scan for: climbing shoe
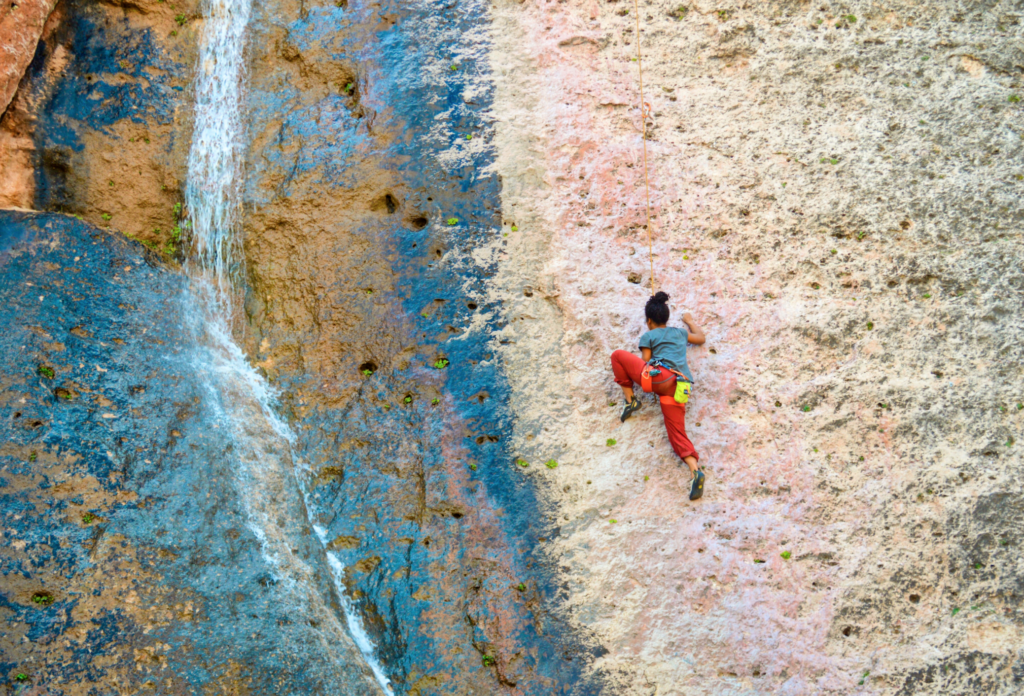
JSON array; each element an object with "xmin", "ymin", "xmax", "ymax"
[
  {"xmin": 689, "ymin": 469, "xmax": 705, "ymax": 501},
  {"xmin": 620, "ymin": 396, "xmax": 642, "ymax": 422}
]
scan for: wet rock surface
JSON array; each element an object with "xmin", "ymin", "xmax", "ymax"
[
  {"xmin": 0, "ymin": 212, "xmax": 382, "ymax": 693},
  {"xmin": 239, "ymin": 0, "xmax": 606, "ymax": 692}
]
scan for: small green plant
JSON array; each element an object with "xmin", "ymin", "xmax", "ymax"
[
  {"xmin": 382, "ymin": 403, "xmax": 390, "ymax": 410},
  {"xmin": 403, "ymin": 395, "xmax": 412, "ymax": 404},
  {"xmin": 643, "ymin": 475, "xmax": 649, "ymax": 481},
  {"xmin": 434, "ymin": 358, "xmax": 449, "ymax": 369},
  {"xmin": 951, "ymin": 607, "xmax": 960, "ymax": 616},
  {"xmin": 517, "ymin": 459, "xmax": 529, "ymax": 468},
  {"xmin": 173, "ymin": 202, "xmax": 182, "ymax": 216},
  {"xmin": 1017, "ymin": 403, "xmax": 1022, "ymax": 410},
  {"xmin": 606, "ymin": 438, "xmax": 616, "ymax": 446},
  {"xmin": 801, "ymin": 405, "xmax": 811, "ymax": 412},
  {"xmin": 175, "ymin": 13, "xmax": 187, "ymax": 26},
  {"xmin": 15, "ymin": 674, "xmax": 28, "ymax": 682},
  {"xmin": 31, "ymin": 592, "xmax": 54, "ymax": 606},
  {"xmin": 609, "ymin": 519, "xmax": 617, "ymax": 524},
  {"xmin": 545, "ymin": 459, "xmax": 558, "ymax": 469},
  {"xmin": 974, "ymin": 562, "xmax": 982, "ymax": 569},
  {"xmin": 465, "ymin": 134, "xmax": 472, "ymax": 140},
  {"xmin": 37, "ymin": 365, "xmax": 55, "ymax": 379},
  {"xmin": 344, "ymin": 83, "xmax": 354, "ymax": 95},
  {"xmin": 866, "ymin": 321, "xmax": 874, "ymax": 330},
  {"xmin": 781, "ymin": 182, "xmax": 787, "ymax": 187},
  {"xmin": 421, "ymin": 312, "xmax": 429, "ymax": 318},
  {"xmin": 469, "ymin": 463, "xmax": 477, "ymax": 470},
  {"xmin": 29, "ymin": 452, "xmax": 37, "ymax": 462},
  {"xmin": 450, "ymin": 64, "xmax": 459, "ymax": 71},
  {"xmin": 716, "ymin": 9, "xmax": 729, "ymax": 21},
  {"xmin": 101, "ymin": 213, "xmax": 112, "ymax": 221},
  {"xmin": 922, "ymin": 293, "xmax": 932, "ymax": 299},
  {"xmin": 811, "ymin": 282, "xmax": 821, "ymax": 290},
  {"xmin": 362, "ymin": 369, "xmax": 373, "ymax": 376},
  {"xmin": 858, "ymin": 455, "xmax": 865, "ymax": 461},
  {"xmin": 366, "ymin": 289, "xmax": 373, "ymax": 295},
  {"xmin": 482, "ymin": 654, "xmax": 495, "ymax": 666},
  {"xmin": 119, "ymin": 59, "xmax": 129, "ymax": 70},
  {"xmin": 169, "ymin": 30, "xmax": 177, "ymax": 37},
  {"xmin": 846, "ymin": 14, "xmax": 856, "ymax": 22},
  {"xmin": 431, "ymin": 398, "xmax": 439, "ymax": 405},
  {"xmin": 1009, "ymin": 95, "xmax": 1021, "ymax": 103},
  {"xmin": 669, "ymin": 6, "xmax": 688, "ymax": 20},
  {"xmin": 516, "ymin": 583, "xmax": 525, "ymax": 591},
  {"xmin": 780, "ymin": 551, "xmax": 792, "ymax": 560},
  {"xmin": 82, "ymin": 513, "xmax": 96, "ymax": 524},
  {"xmin": 1007, "ymin": 437, "xmax": 1014, "ymax": 447},
  {"xmin": 830, "ymin": 249, "xmax": 837, "ymax": 255},
  {"xmin": 754, "ymin": 559, "xmax": 766, "ymax": 564},
  {"xmin": 510, "ymin": 225, "xmax": 518, "ymax": 232},
  {"xmin": 447, "ymin": 217, "xmax": 459, "ymax": 226},
  {"xmin": 859, "ymin": 669, "xmax": 869, "ymax": 685},
  {"xmin": 921, "ymin": 55, "xmax": 930, "ymax": 61}
]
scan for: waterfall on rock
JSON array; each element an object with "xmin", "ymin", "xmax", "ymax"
[{"xmin": 182, "ymin": 1, "xmax": 392, "ymax": 692}]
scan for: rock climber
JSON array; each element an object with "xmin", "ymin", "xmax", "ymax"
[{"xmin": 610, "ymin": 291, "xmax": 707, "ymax": 500}]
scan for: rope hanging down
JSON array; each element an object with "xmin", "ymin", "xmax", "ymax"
[{"xmin": 632, "ymin": 0, "xmax": 655, "ymax": 292}]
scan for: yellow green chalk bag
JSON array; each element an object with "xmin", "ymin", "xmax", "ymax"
[{"xmin": 674, "ymin": 380, "xmax": 691, "ymax": 404}]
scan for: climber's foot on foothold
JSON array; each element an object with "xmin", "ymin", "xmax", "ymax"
[
  {"xmin": 689, "ymin": 469, "xmax": 705, "ymax": 501},
  {"xmin": 620, "ymin": 396, "xmax": 642, "ymax": 422}
]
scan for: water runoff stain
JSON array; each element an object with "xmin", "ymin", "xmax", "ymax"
[{"xmin": 182, "ymin": 0, "xmax": 392, "ymax": 692}]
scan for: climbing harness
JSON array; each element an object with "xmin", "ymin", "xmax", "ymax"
[
  {"xmin": 632, "ymin": 0, "xmax": 656, "ymax": 292},
  {"xmin": 641, "ymin": 359, "xmax": 692, "ymax": 404}
]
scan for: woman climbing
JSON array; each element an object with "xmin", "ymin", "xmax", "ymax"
[{"xmin": 610, "ymin": 291, "xmax": 707, "ymax": 500}]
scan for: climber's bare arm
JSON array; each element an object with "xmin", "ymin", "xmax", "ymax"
[
  {"xmin": 682, "ymin": 313, "xmax": 706, "ymax": 345},
  {"xmin": 641, "ymin": 347, "xmax": 653, "ymax": 362}
]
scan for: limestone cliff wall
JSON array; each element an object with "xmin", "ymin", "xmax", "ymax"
[
  {"xmin": 487, "ymin": 0, "xmax": 1024, "ymax": 693},
  {"xmin": 0, "ymin": 0, "xmax": 58, "ymax": 115}
]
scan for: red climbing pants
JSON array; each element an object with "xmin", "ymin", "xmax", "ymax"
[{"xmin": 611, "ymin": 350, "xmax": 699, "ymax": 462}]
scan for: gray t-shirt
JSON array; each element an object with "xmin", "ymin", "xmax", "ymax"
[{"xmin": 639, "ymin": 326, "xmax": 693, "ymax": 382}]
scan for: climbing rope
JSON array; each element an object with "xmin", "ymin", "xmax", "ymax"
[{"xmin": 631, "ymin": 0, "xmax": 655, "ymax": 292}]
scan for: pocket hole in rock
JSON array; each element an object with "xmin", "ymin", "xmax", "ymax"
[
  {"xmin": 359, "ymin": 361, "xmax": 377, "ymax": 375},
  {"xmin": 909, "ymin": 594, "xmax": 921, "ymax": 603},
  {"xmin": 467, "ymin": 302, "xmax": 477, "ymax": 310},
  {"xmin": 31, "ymin": 591, "xmax": 54, "ymax": 606},
  {"xmin": 841, "ymin": 626, "xmax": 853, "ymax": 637},
  {"xmin": 408, "ymin": 215, "xmax": 428, "ymax": 229}
]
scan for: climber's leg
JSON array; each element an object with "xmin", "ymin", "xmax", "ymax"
[{"xmin": 611, "ymin": 350, "xmax": 645, "ymax": 421}]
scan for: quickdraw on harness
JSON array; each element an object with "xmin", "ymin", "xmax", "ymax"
[{"xmin": 640, "ymin": 359, "xmax": 692, "ymax": 405}]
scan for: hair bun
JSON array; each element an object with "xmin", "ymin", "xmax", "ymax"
[{"xmin": 651, "ymin": 291, "xmax": 670, "ymax": 304}]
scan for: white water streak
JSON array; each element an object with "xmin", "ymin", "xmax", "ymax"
[{"xmin": 182, "ymin": 1, "xmax": 392, "ymax": 692}]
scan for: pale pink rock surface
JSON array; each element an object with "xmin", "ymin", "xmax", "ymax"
[{"xmin": 487, "ymin": 0, "xmax": 1024, "ymax": 693}]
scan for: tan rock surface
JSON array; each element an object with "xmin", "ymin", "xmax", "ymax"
[{"xmin": 487, "ymin": 0, "xmax": 1024, "ymax": 693}]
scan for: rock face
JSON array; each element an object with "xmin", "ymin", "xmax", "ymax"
[
  {"xmin": 484, "ymin": 0, "xmax": 1024, "ymax": 693},
  {"xmin": 0, "ymin": 211, "xmax": 383, "ymax": 693},
  {"xmin": 0, "ymin": 0, "xmax": 57, "ymax": 115},
  {"xmin": 2, "ymin": 0, "xmax": 1023, "ymax": 693}
]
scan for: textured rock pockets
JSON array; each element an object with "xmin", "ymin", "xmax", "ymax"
[{"xmin": 488, "ymin": 0, "xmax": 1024, "ymax": 693}]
